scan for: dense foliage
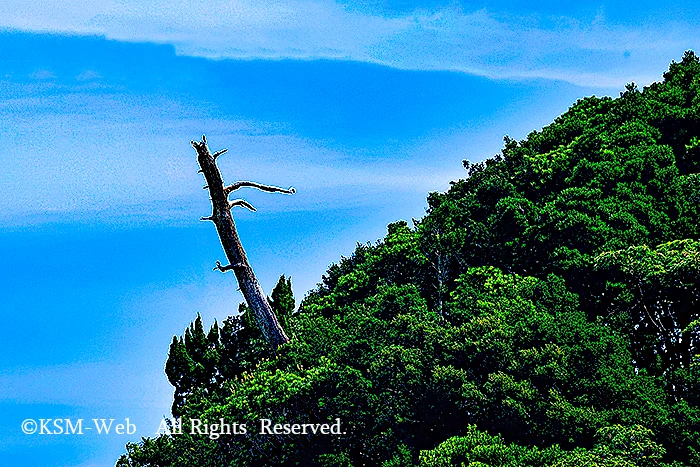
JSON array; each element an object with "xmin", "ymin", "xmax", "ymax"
[{"xmin": 119, "ymin": 52, "xmax": 700, "ymax": 466}]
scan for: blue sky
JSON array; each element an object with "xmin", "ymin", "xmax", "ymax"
[{"xmin": 0, "ymin": 1, "xmax": 697, "ymax": 465}]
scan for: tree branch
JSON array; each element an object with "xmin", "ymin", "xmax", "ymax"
[
  {"xmin": 213, "ymin": 148, "xmax": 228, "ymax": 159},
  {"xmin": 229, "ymin": 199, "xmax": 257, "ymax": 212},
  {"xmin": 224, "ymin": 181, "xmax": 296, "ymax": 196},
  {"xmin": 213, "ymin": 260, "xmax": 244, "ymax": 273}
]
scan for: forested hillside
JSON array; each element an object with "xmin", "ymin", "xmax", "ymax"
[{"xmin": 119, "ymin": 51, "xmax": 700, "ymax": 467}]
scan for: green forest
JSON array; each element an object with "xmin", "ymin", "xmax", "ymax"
[{"xmin": 118, "ymin": 52, "xmax": 700, "ymax": 466}]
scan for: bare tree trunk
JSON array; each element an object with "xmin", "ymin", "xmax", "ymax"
[{"xmin": 191, "ymin": 135, "xmax": 292, "ymax": 350}]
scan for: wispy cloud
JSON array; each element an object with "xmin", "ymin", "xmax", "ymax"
[
  {"xmin": 75, "ymin": 69, "xmax": 101, "ymax": 81},
  {"xmin": 0, "ymin": 88, "xmax": 463, "ymax": 227},
  {"xmin": 0, "ymin": 1, "xmax": 696, "ymax": 87},
  {"xmin": 28, "ymin": 69, "xmax": 56, "ymax": 80}
]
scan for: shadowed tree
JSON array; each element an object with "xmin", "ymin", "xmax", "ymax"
[{"xmin": 191, "ymin": 135, "xmax": 294, "ymax": 350}]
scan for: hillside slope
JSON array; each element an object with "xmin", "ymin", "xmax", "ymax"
[{"xmin": 119, "ymin": 52, "xmax": 700, "ymax": 467}]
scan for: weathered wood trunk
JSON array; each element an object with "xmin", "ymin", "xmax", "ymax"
[{"xmin": 191, "ymin": 135, "xmax": 291, "ymax": 350}]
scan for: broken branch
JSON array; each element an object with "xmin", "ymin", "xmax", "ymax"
[{"xmin": 213, "ymin": 260, "xmax": 244, "ymax": 273}]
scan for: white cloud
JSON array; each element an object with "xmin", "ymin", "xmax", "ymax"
[{"xmin": 0, "ymin": 1, "xmax": 696, "ymax": 87}]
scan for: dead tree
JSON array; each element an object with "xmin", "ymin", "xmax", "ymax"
[{"xmin": 192, "ymin": 135, "xmax": 293, "ymax": 350}]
